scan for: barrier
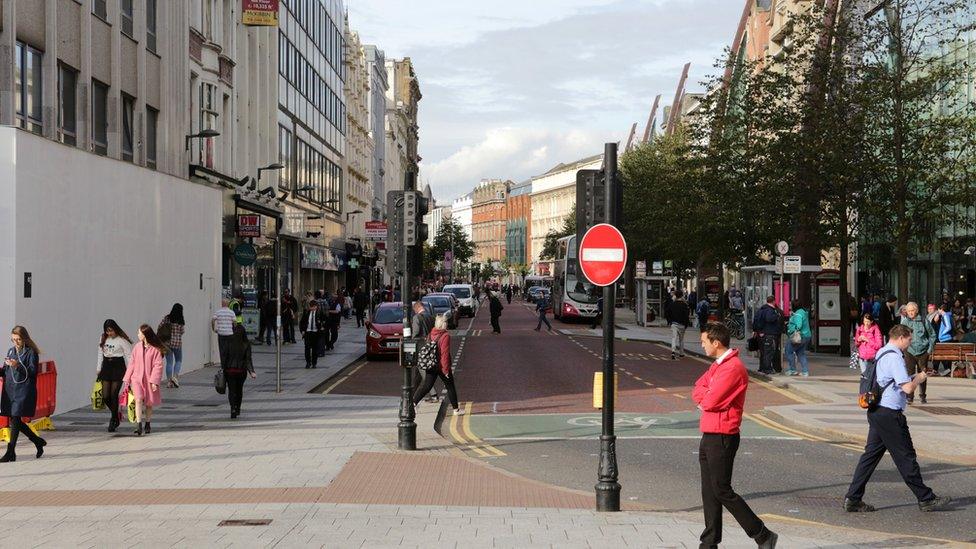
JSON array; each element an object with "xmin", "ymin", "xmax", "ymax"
[{"xmin": 0, "ymin": 361, "xmax": 57, "ymax": 442}]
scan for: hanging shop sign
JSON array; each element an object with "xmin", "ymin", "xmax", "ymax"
[
  {"xmin": 301, "ymin": 244, "xmax": 345, "ymax": 271},
  {"xmin": 237, "ymin": 214, "xmax": 261, "ymax": 237},
  {"xmin": 233, "ymin": 243, "xmax": 258, "ymax": 266},
  {"xmin": 242, "ymin": 0, "xmax": 279, "ymax": 26}
]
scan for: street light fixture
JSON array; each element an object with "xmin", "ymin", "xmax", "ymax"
[
  {"xmin": 346, "ymin": 209, "xmax": 363, "ymax": 221},
  {"xmin": 184, "ymin": 129, "xmax": 220, "ymax": 151},
  {"xmin": 258, "ymin": 162, "xmax": 285, "ymax": 181}
]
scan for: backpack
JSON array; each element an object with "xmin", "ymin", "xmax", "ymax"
[
  {"xmin": 858, "ymin": 350, "xmax": 898, "ymax": 410},
  {"xmin": 696, "ymin": 300, "xmax": 710, "ymax": 317},
  {"xmin": 157, "ymin": 318, "xmax": 173, "ymax": 343},
  {"xmin": 416, "ymin": 334, "xmax": 443, "ymax": 372}
]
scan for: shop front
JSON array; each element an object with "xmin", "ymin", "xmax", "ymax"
[{"xmin": 300, "ymin": 243, "xmax": 346, "ymax": 297}]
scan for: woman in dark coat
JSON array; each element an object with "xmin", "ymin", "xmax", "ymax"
[
  {"xmin": 1, "ymin": 326, "xmax": 46, "ymax": 462},
  {"xmin": 224, "ymin": 324, "xmax": 256, "ymax": 419}
]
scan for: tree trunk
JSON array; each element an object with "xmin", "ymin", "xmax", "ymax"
[{"xmin": 839, "ymin": 236, "xmax": 850, "ymax": 356}]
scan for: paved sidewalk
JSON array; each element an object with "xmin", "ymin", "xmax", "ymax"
[
  {"xmin": 563, "ymin": 314, "xmax": 976, "ymax": 465},
  {"xmin": 0, "ymin": 318, "xmax": 960, "ymax": 547}
]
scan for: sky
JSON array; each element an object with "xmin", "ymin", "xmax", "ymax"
[{"xmin": 346, "ymin": 0, "xmax": 743, "ymax": 203}]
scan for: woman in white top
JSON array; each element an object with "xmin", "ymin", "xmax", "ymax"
[{"xmin": 97, "ymin": 319, "xmax": 132, "ymax": 433}]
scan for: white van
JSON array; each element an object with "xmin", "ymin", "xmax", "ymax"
[{"xmin": 443, "ymin": 284, "xmax": 477, "ymax": 317}]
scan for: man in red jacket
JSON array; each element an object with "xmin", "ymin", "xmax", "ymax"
[{"xmin": 693, "ymin": 322, "xmax": 778, "ymax": 549}]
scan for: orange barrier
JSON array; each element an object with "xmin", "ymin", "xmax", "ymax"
[{"xmin": 0, "ymin": 361, "xmax": 57, "ymax": 441}]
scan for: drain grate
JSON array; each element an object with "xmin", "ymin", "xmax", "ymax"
[
  {"xmin": 916, "ymin": 406, "xmax": 976, "ymax": 416},
  {"xmin": 218, "ymin": 519, "xmax": 272, "ymax": 527}
]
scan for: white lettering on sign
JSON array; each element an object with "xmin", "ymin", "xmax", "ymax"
[{"xmin": 581, "ymin": 248, "xmax": 625, "ymax": 262}]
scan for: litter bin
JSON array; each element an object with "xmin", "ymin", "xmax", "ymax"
[{"xmin": 0, "ymin": 361, "xmax": 57, "ymax": 441}]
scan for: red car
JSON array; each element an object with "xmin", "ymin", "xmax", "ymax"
[{"xmin": 366, "ymin": 301, "xmax": 434, "ymax": 360}]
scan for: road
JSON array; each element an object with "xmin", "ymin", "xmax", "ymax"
[{"xmin": 329, "ymin": 296, "xmax": 976, "ymax": 544}]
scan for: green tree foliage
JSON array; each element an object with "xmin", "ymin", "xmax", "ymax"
[{"xmin": 425, "ymin": 217, "xmax": 475, "ymax": 271}]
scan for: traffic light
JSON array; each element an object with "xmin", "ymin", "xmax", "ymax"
[
  {"xmin": 387, "ymin": 190, "xmax": 405, "ymax": 274},
  {"xmin": 576, "ymin": 168, "xmax": 606, "ymax": 249},
  {"xmin": 403, "ymin": 191, "xmax": 429, "ymax": 246}
]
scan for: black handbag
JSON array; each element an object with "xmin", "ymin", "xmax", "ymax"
[
  {"xmin": 747, "ymin": 334, "xmax": 760, "ymax": 352},
  {"xmin": 214, "ymin": 368, "xmax": 226, "ymax": 394}
]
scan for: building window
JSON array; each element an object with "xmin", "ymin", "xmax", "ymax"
[
  {"xmin": 201, "ymin": 0, "xmax": 215, "ymax": 39},
  {"xmin": 91, "ymin": 80, "xmax": 109, "ymax": 156},
  {"xmin": 146, "ymin": 106, "xmax": 158, "ymax": 169},
  {"xmin": 121, "ymin": 93, "xmax": 135, "ymax": 161},
  {"xmin": 146, "ymin": 0, "xmax": 158, "ymax": 53},
  {"xmin": 92, "ymin": 0, "xmax": 108, "ymax": 20},
  {"xmin": 14, "ymin": 42, "xmax": 43, "ymax": 135},
  {"xmin": 199, "ymin": 82, "xmax": 217, "ymax": 167},
  {"xmin": 120, "ymin": 0, "xmax": 134, "ymax": 36},
  {"xmin": 58, "ymin": 64, "xmax": 78, "ymax": 146},
  {"xmin": 278, "ymin": 125, "xmax": 292, "ymax": 191}
]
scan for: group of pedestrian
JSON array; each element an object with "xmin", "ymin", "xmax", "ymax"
[
  {"xmin": 212, "ymin": 299, "xmax": 257, "ymax": 418},
  {"xmin": 409, "ymin": 301, "xmax": 463, "ymax": 416}
]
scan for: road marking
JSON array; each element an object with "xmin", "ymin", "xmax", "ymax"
[
  {"xmin": 656, "ymin": 387, "xmax": 667, "ymax": 392},
  {"xmin": 749, "ymin": 376, "xmax": 812, "ymax": 404},
  {"xmin": 321, "ymin": 360, "xmax": 368, "ymax": 394},
  {"xmin": 459, "ymin": 402, "xmax": 506, "ymax": 457},
  {"xmin": 757, "ymin": 514, "xmax": 974, "ymax": 546},
  {"xmin": 744, "ymin": 413, "xmax": 862, "ymax": 450}
]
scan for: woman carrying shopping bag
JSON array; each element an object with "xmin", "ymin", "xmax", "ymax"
[
  {"xmin": 123, "ymin": 325, "xmax": 166, "ymax": 436},
  {"xmin": 784, "ymin": 300, "xmax": 813, "ymax": 376},
  {"xmin": 1, "ymin": 326, "xmax": 47, "ymax": 462},
  {"xmin": 97, "ymin": 319, "xmax": 133, "ymax": 432},
  {"xmin": 223, "ymin": 324, "xmax": 256, "ymax": 419},
  {"xmin": 854, "ymin": 313, "xmax": 883, "ymax": 373}
]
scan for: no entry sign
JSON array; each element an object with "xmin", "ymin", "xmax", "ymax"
[{"xmin": 579, "ymin": 223, "xmax": 627, "ymax": 287}]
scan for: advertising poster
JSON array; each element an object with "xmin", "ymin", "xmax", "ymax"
[{"xmin": 242, "ymin": 0, "xmax": 279, "ymax": 26}]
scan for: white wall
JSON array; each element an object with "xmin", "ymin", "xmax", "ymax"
[{"xmin": 0, "ymin": 129, "xmax": 221, "ymax": 412}]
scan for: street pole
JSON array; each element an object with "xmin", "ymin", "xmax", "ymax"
[
  {"xmin": 596, "ymin": 142, "xmax": 621, "ymax": 512},
  {"xmin": 275, "ymin": 238, "xmax": 282, "ymax": 393},
  {"xmin": 398, "ymin": 174, "xmax": 417, "ymax": 450}
]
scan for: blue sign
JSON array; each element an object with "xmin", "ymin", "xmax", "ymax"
[{"xmin": 234, "ymin": 243, "xmax": 258, "ymax": 266}]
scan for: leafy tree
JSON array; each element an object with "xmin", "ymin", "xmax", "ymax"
[
  {"xmin": 425, "ymin": 217, "xmax": 475, "ymax": 273},
  {"xmin": 539, "ymin": 207, "xmax": 576, "ymax": 261}
]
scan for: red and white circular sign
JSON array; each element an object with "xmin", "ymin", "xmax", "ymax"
[{"xmin": 578, "ymin": 223, "xmax": 627, "ymax": 287}]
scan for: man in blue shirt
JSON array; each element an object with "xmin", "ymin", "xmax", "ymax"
[{"xmin": 843, "ymin": 324, "xmax": 951, "ymax": 513}]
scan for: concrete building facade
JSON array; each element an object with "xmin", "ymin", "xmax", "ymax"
[
  {"xmin": 505, "ymin": 180, "xmax": 532, "ymax": 268},
  {"xmin": 472, "ymin": 179, "xmax": 511, "ymax": 265},
  {"xmin": 529, "ymin": 154, "xmax": 603, "ymax": 274},
  {"xmin": 363, "ymin": 45, "xmax": 387, "ymax": 223},
  {"xmin": 452, "ymin": 192, "xmax": 474, "ymax": 243},
  {"xmin": 342, "ymin": 24, "xmax": 371, "ymax": 243}
]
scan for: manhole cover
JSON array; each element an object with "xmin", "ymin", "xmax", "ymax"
[
  {"xmin": 916, "ymin": 406, "xmax": 976, "ymax": 416},
  {"xmin": 218, "ymin": 519, "xmax": 272, "ymax": 527}
]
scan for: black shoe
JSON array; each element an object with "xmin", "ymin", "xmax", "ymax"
[
  {"xmin": 35, "ymin": 438, "xmax": 46, "ymax": 458},
  {"xmin": 0, "ymin": 452, "xmax": 14, "ymax": 463},
  {"xmin": 671, "ymin": 353, "xmax": 677, "ymax": 360},
  {"xmin": 756, "ymin": 530, "xmax": 778, "ymax": 549},
  {"xmin": 305, "ymin": 363, "xmax": 311, "ymax": 369},
  {"xmin": 919, "ymin": 495, "xmax": 951, "ymax": 512},
  {"xmin": 311, "ymin": 364, "xmax": 317, "ymax": 369},
  {"xmin": 144, "ymin": 423, "xmax": 151, "ymax": 435},
  {"xmin": 919, "ymin": 396, "xmax": 927, "ymax": 404},
  {"xmin": 844, "ymin": 498, "xmax": 875, "ymax": 512},
  {"xmin": 135, "ymin": 423, "xmax": 143, "ymax": 437},
  {"xmin": 108, "ymin": 418, "xmax": 118, "ymax": 433},
  {"xmin": 907, "ymin": 397, "xmax": 914, "ymax": 405},
  {"xmin": 231, "ymin": 410, "xmax": 238, "ymax": 419}
]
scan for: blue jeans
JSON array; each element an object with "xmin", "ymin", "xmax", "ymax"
[
  {"xmin": 165, "ymin": 347, "xmax": 183, "ymax": 378},
  {"xmin": 785, "ymin": 336, "xmax": 810, "ymax": 374}
]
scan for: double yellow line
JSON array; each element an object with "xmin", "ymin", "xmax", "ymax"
[
  {"xmin": 448, "ymin": 402, "xmax": 506, "ymax": 457},
  {"xmin": 746, "ymin": 412, "xmax": 863, "ymax": 451}
]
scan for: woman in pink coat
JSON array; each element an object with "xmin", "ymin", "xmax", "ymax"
[
  {"xmin": 123, "ymin": 324, "xmax": 166, "ymax": 436},
  {"xmin": 854, "ymin": 313, "xmax": 883, "ymax": 373}
]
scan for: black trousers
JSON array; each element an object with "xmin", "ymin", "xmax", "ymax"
[
  {"xmin": 537, "ymin": 310, "xmax": 552, "ymax": 330},
  {"xmin": 303, "ymin": 332, "xmax": 320, "ymax": 366},
  {"xmin": 845, "ymin": 407, "xmax": 934, "ymax": 503},
  {"xmin": 325, "ymin": 323, "xmax": 338, "ymax": 349},
  {"xmin": 355, "ymin": 308, "xmax": 366, "ymax": 327},
  {"xmin": 4, "ymin": 416, "xmax": 43, "ymax": 455},
  {"xmin": 759, "ymin": 334, "xmax": 781, "ymax": 373},
  {"xmin": 217, "ymin": 334, "xmax": 233, "ymax": 367},
  {"xmin": 699, "ymin": 433, "xmax": 765, "ymax": 547},
  {"xmin": 412, "ymin": 370, "xmax": 459, "ymax": 409},
  {"xmin": 491, "ymin": 315, "xmax": 501, "ymax": 333},
  {"xmin": 226, "ymin": 373, "xmax": 246, "ymax": 412},
  {"xmin": 698, "ymin": 315, "xmax": 708, "ymax": 333},
  {"xmin": 283, "ymin": 316, "xmax": 295, "ymax": 343}
]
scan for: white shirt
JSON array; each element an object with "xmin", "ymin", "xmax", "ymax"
[
  {"xmin": 97, "ymin": 336, "xmax": 132, "ymax": 373},
  {"xmin": 715, "ymin": 349, "xmax": 734, "ymax": 365},
  {"xmin": 306, "ymin": 310, "xmax": 318, "ymax": 332},
  {"xmin": 213, "ymin": 307, "xmax": 236, "ymax": 336}
]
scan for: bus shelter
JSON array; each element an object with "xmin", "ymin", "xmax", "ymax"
[
  {"xmin": 635, "ymin": 275, "xmax": 676, "ymax": 327},
  {"xmin": 739, "ymin": 263, "xmax": 822, "ymax": 334}
]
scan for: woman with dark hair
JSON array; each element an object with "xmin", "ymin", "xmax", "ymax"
[
  {"xmin": 159, "ymin": 303, "xmax": 186, "ymax": 388},
  {"xmin": 224, "ymin": 324, "xmax": 257, "ymax": 418},
  {"xmin": 123, "ymin": 325, "xmax": 165, "ymax": 436},
  {"xmin": 1, "ymin": 326, "xmax": 46, "ymax": 461},
  {"xmin": 97, "ymin": 319, "xmax": 133, "ymax": 432}
]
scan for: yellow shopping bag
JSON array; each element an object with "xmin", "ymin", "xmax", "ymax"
[
  {"xmin": 91, "ymin": 381, "xmax": 105, "ymax": 411},
  {"xmin": 126, "ymin": 389, "xmax": 138, "ymax": 423}
]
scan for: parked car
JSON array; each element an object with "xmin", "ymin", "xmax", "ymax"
[
  {"xmin": 527, "ymin": 286, "xmax": 549, "ymax": 300},
  {"xmin": 366, "ymin": 302, "xmax": 405, "ymax": 359},
  {"xmin": 422, "ymin": 294, "xmax": 458, "ymax": 329},
  {"xmin": 443, "ymin": 284, "xmax": 477, "ymax": 317}
]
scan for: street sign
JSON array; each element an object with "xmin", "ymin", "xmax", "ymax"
[
  {"xmin": 233, "ymin": 243, "xmax": 257, "ymax": 266},
  {"xmin": 776, "ymin": 240, "xmax": 789, "ymax": 255},
  {"xmin": 774, "ymin": 256, "xmax": 783, "ymax": 275},
  {"xmin": 784, "ymin": 255, "xmax": 801, "ymax": 274},
  {"xmin": 365, "ymin": 221, "xmax": 387, "ymax": 241},
  {"xmin": 578, "ymin": 223, "xmax": 627, "ymax": 287},
  {"xmin": 348, "ymin": 258, "xmax": 359, "ymax": 270},
  {"xmin": 635, "ymin": 260, "xmax": 646, "ymax": 278}
]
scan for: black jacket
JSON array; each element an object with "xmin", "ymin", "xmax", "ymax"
[
  {"xmin": 223, "ymin": 333, "xmax": 255, "ymax": 374},
  {"xmin": 299, "ymin": 309, "xmax": 326, "ymax": 333},
  {"xmin": 877, "ymin": 302, "xmax": 897, "ymax": 335},
  {"xmin": 2, "ymin": 347, "xmax": 38, "ymax": 417},
  {"xmin": 353, "ymin": 290, "xmax": 368, "ymax": 310},
  {"xmin": 753, "ymin": 304, "xmax": 783, "ymax": 336},
  {"xmin": 489, "ymin": 295, "xmax": 503, "ymax": 317},
  {"xmin": 667, "ymin": 299, "xmax": 691, "ymax": 327}
]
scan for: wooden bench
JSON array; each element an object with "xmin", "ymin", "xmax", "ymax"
[{"xmin": 931, "ymin": 343, "xmax": 976, "ymax": 378}]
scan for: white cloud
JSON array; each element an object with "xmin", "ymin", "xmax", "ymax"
[{"xmin": 421, "ymin": 127, "xmax": 610, "ymax": 201}]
